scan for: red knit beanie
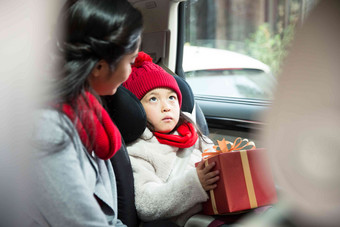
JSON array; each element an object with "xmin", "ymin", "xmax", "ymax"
[{"xmin": 123, "ymin": 51, "xmax": 182, "ymax": 107}]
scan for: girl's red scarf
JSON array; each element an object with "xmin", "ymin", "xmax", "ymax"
[
  {"xmin": 61, "ymin": 92, "xmax": 121, "ymax": 160},
  {"xmin": 153, "ymin": 122, "xmax": 198, "ymax": 148}
]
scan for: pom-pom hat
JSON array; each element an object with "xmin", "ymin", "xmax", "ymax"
[{"xmin": 123, "ymin": 51, "xmax": 182, "ymax": 107}]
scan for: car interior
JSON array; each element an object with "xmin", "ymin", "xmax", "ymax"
[
  {"xmin": 104, "ymin": 0, "xmax": 285, "ymax": 226},
  {"xmin": 3, "ymin": 0, "xmax": 340, "ymax": 226},
  {"xmin": 104, "ymin": 1, "xmax": 276, "ymax": 226},
  {"xmin": 46, "ymin": 0, "xmax": 335, "ymax": 226},
  {"xmin": 127, "ymin": 0, "xmax": 273, "ymax": 148}
]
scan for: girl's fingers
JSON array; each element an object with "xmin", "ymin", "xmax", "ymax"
[
  {"xmin": 202, "ymin": 162, "xmax": 215, "ymax": 174},
  {"xmin": 205, "ymin": 170, "xmax": 219, "ymax": 179},
  {"xmin": 206, "ymin": 176, "xmax": 219, "ymax": 185},
  {"xmin": 205, "ymin": 183, "xmax": 217, "ymax": 191}
]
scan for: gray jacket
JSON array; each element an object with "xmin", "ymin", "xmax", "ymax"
[{"xmin": 29, "ymin": 109, "xmax": 126, "ymax": 227}]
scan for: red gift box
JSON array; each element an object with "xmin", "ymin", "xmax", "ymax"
[{"xmin": 200, "ymin": 139, "xmax": 277, "ymax": 215}]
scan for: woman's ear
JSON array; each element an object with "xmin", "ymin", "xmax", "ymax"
[{"xmin": 90, "ymin": 60, "xmax": 109, "ymax": 78}]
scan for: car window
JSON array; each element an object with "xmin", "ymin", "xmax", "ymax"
[
  {"xmin": 184, "ymin": 46, "xmax": 275, "ymax": 99},
  {"xmin": 183, "ymin": 0, "xmax": 317, "ymax": 100}
]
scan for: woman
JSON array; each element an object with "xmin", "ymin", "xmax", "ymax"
[{"xmin": 30, "ymin": 0, "xmax": 142, "ymax": 226}]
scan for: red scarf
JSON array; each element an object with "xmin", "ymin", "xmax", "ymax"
[
  {"xmin": 61, "ymin": 92, "xmax": 121, "ymax": 160},
  {"xmin": 153, "ymin": 122, "xmax": 198, "ymax": 148}
]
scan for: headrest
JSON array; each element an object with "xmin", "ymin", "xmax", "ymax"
[
  {"xmin": 174, "ymin": 75, "xmax": 194, "ymax": 113},
  {"xmin": 104, "ymin": 75, "xmax": 195, "ymax": 143},
  {"xmin": 103, "ymin": 86, "xmax": 147, "ymax": 144}
]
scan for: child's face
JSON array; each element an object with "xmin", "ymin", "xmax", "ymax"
[{"xmin": 141, "ymin": 88, "xmax": 180, "ymax": 133}]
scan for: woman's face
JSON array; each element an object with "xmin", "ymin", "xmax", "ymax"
[{"xmin": 89, "ymin": 48, "xmax": 139, "ymax": 96}]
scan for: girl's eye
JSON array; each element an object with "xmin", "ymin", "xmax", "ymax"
[
  {"xmin": 149, "ymin": 97, "xmax": 157, "ymax": 102},
  {"xmin": 169, "ymin": 95, "xmax": 177, "ymax": 101}
]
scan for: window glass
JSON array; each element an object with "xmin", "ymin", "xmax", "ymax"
[{"xmin": 183, "ymin": 0, "xmax": 318, "ymax": 100}]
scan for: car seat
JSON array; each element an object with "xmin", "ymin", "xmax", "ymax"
[{"xmin": 103, "ymin": 75, "xmax": 209, "ymax": 227}]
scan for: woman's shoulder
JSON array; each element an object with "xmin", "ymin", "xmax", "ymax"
[
  {"xmin": 34, "ymin": 108, "xmax": 72, "ymax": 130},
  {"xmin": 33, "ymin": 109, "xmax": 75, "ymax": 145}
]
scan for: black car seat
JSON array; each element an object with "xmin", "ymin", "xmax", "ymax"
[{"xmin": 104, "ymin": 75, "xmax": 209, "ymax": 227}]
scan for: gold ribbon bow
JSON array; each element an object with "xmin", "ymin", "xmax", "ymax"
[{"xmin": 203, "ymin": 137, "xmax": 256, "ymax": 160}]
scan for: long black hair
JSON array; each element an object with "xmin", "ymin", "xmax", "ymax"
[
  {"xmin": 52, "ymin": 0, "xmax": 143, "ymax": 107},
  {"xmin": 43, "ymin": 0, "xmax": 142, "ymax": 151}
]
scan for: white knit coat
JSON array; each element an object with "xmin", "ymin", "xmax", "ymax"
[{"xmin": 126, "ymin": 115, "xmax": 214, "ymax": 226}]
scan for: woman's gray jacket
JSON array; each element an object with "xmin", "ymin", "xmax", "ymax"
[{"xmin": 29, "ymin": 109, "xmax": 126, "ymax": 227}]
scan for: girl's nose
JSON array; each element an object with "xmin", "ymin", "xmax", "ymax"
[{"xmin": 162, "ymin": 102, "xmax": 171, "ymax": 112}]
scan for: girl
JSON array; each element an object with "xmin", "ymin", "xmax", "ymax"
[
  {"xmin": 123, "ymin": 52, "xmax": 220, "ymax": 226},
  {"xmin": 31, "ymin": 0, "xmax": 142, "ymax": 226}
]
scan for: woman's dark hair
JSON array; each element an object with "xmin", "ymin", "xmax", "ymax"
[
  {"xmin": 53, "ymin": 0, "xmax": 143, "ymax": 106},
  {"xmin": 43, "ymin": 0, "xmax": 142, "ymax": 150}
]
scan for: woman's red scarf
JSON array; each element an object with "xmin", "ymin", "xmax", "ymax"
[
  {"xmin": 153, "ymin": 122, "xmax": 198, "ymax": 148},
  {"xmin": 61, "ymin": 92, "xmax": 121, "ymax": 160}
]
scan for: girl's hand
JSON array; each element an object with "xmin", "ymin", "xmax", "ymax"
[{"xmin": 196, "ymin": 161, "xmax": 219, "ymax": 191}]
